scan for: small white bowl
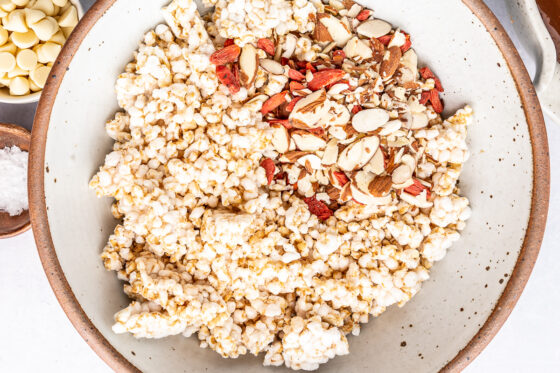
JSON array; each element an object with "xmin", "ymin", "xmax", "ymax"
[{"xmin": 0, "ymin": 0, "xmax": 84, "ymax": 104}]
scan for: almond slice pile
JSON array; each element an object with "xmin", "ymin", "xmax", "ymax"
[{"xmin": 209, "ymin": 0, "xmax": 447, "ymax": 219}]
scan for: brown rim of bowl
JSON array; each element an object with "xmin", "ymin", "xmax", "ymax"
[
  {"xmin": 28, "ymin": 0, "xmax": 550, "ymax": 372},
  {"xmin": 0, "ymin": 123, "xmax": 31, "ymax": 238}
]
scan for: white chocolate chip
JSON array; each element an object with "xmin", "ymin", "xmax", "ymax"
[
  {"xmin": 3, "ymin": 9, "xmax": 28, "ymax": 33},
  {"xmin": 0, "ymin": 26, "xmax": 8, "ymax": 45},
  {"xmin": 11, "ymin": 29, "xmax": 39, "ymax": 48},
  {"xmin": 29, "ymin": 63, "xmax": 49, "ymax": 87},
  {"xmin": 9, "ymin": 76, "xmax": 29, "ymax": 95},
  {"xmin": 36, "ymin": 41, "xmax": 60, "ymax": 63},
  {"xmin": 52, "ymin": 0, "xmax": 68, "ymax": 7},
  {"xmin": 30, "ymin": 16, "xmax": 59, "ymax": 41},
  {"xmin": 0, "ymin": 40, "xmax": 16, "ymax": 53},
  {"xmin": 57, "ymin": 5, "xmax": 78, "ymax": 28},
  {"xmin": 49, "ymin": 29, "xmax": 65, "ymax": 44},
  {"xmin": 11, "ymin": 0, "xmax": 31, "ymax": 6},
  {"xmin": 24, "ymin": 8, "xmax": 46, "ymax": 26},
  {"xmin": 0, "ymin": 51, "xmax": 15, "ymax": 73},
  {"xmin": 32, "ymin": 0, "xmax": 56, "ymax": 16},
  {"xmin": 16, "ymin": 48, "xmax": 37, "ymax": 70}
]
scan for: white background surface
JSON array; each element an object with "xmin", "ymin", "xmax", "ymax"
[{"xmin": 1, "ymin": 0, "xmax": 559, "ymax": 372}]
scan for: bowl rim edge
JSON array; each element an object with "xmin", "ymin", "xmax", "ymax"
[{"xmin": 27, "ymin": 0, "xmax": 551, "ymax": 372}]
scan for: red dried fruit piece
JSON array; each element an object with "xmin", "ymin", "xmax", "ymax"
[
  {"xmin": 260, "ymin": 158, "xmax": 276, "ymax": 185},
  {"xmin": 224, "ymin": 39, "xmax": 235, "ymax": 47},
  {"xmin": 333, "ymin": 171, "xmax": 349, "ymax": 186},
  {"xmin": 308, "ymin": 127, "xmax": 325, "ymax": 136},
  {"xmin": 267, "ymin": 118, "xmax": 292, "ymax": 129},
  {"xmin": 288, "ymin": 69, "xmax": 305, "ymax": 82},
  {"xmin": 356, "ymin": 9, "xmax": 371, "ymax": 21},
  {"xmin": 285, "ymin": 96, "xmax": 302, "ymax": 113},
  {"xmin": 307, "ymin": 69, "xmax": 346, "ymax": 91},
  {"xmin": 296, "ymin": 61, "xmax": 308, "ymax": 69},
  {"xmin": 351, "ymin": 105, "xmax": 363, "ymax": 114},
  {"xmin": 289, "ymin": 81, "xmax": 306, "ymax": 92},
  {"xmin": 326, "ymin": 79, "xmax": 349, "ymax": 90},
  {"xmin": 378, "ymin": 35, "xmax": 392, "ymax": 46},
  {"xmin": 419, "ymin": 67, "xmax": 444, "ymax": 92},
  {"xmin": 304, "ymin": 196, "xmax": 334, "ymax": 220},
  {"xmin": 419, "ymin": 91, "xmax": 431, "ymax": 105},
  {"xmin": 401, "ymin": 33, "xmax": 412, "ymax": 53},
  {"xmin": 257, "ymin": 38, "xmax": 275, "ymax": 55},
  {"xmin": 429, "ymin": 89, "xmax": 444, "ymax": 113},
  {"xmin": 332, "ymin": 50, "xmax": 346, "ymax": 65},
  {"xmin": 210, "ymin": 44, "xmax": 241, "ymax": 65},
  {"xmin": 274, "ymin": 172, "xmax": 287, "ymax": 181},
  {"xmin": 404, "ymin": 179, "xmax": 432, "ymax": 199},
  {"xmin": 216, "ymin": 65, "xmax": 241, "ymax": 94},
  {"xmin": 306, "ymin": 62, "xmax": 317, "ymax": 73},
  {"xmin": 261, "ymin": 91, "xmax": 289, "ymax": 115},
  {"xmin": 281, "ymin": 57, "xmax": 289, "ymax": 66}
]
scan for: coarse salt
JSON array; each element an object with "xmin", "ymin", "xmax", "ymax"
[{"xmin": 0, "ymin": 145, "xmax": 28, "ymax": 216}]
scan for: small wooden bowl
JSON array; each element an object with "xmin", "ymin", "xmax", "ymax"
[{"xmin": 0, "ymin": 123, "xmax": 31, "ymax": 239}]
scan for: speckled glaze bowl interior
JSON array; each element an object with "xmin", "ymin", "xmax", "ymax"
[{"xmin": 29, "ymin": 0, "xmax": 549, "ymax": 372}]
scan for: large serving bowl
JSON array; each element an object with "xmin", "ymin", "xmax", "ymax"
[{"xmin": 28, "ymin": 0, "xmax": 550, "ymax": 372}]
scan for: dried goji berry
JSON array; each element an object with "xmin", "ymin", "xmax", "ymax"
[
  {"xmin": 261, "ymin": 91, "xmax": 289, "ymax": 115},
  {"xmin": 429, "ymin": 89, "xmax": 444, "ymax": 113},
  {"xmin": 257, "ymin": 38, "xmax": 275, "ymax": 55},
  {"xmin": 333, "ymin": 171, "xmax": 349, "ymax": 186},
  {"xmin": 224, "ymin": 39, "xmax": 235, "ymax": 47},
  {"xmin": 215, "ymin": 65, "xmax": 241, "ymax": 94},
  {"xmin": 210, "ymin": 44, "xmax": 241, "ymax": 65},
  {"xmin": 307, "ymin": 69, "xmax": 346, "ymax": 91},
  {"xmin": 304, "ymin": 196, "xmax": 334, "ymax": 220},
  {"xmin": 420, "ymin": 67, "xmax": 444, "ymax": 92},
  {"xmin": 306, "ymin": 62, "xmax": 317, "ymax": 73},
  {"xmin": 289, "ymin": 81, "xmax": 306, "ymax": 92},
  {"xmin": 419, "ymin": 91, "xmax": 431, "ymax": 105},
  {"xmin": 288, "ymin": 69, "xmax": 305, "ymax": 82},
  {"xmin": 260, "ymin": 158, "xmax": 276, "ymax": 185},
  {"xmin": 281, "ymin": 57, "xmax": 289, "ymax": 66},
  {"xmin": 267, "ymin": 118, "xmax": 292, "ymax": 129},
  {"xmin": 404, "ymin": 179, "xmax": 432, "ymax": 199},
  {"xmin": 377, "ymin": 35, "xmax": 392, "ymax": 46},
  {"xmin": 356, "ymin": 9, "xmax": 371, "ymax": 21},
  {"xmin": 285, "ymin": 96, "xmax": 302, "ymax": 113},
  {"xmin": 351, "ymin": 105, "xmax": 363, "ymax": 114},
  {"xmin": 401, "ymin": 34, "xmax": 412, "ymax": 53}
]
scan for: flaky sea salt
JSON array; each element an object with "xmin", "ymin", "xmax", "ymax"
[{"xmin": 0, "ymin": 146, "xmax": 28, "ymax": 216}]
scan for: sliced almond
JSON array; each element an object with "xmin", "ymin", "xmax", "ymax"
[
  {"xmin": 368, "ymin": 175, "xmax": 392, "ymax": 197},
  {"xmin": 271, "ymin": 123, "xmax": 290, "ymax": 153},
  {"xmin": 353, "ymin": 170, "xmax": 375, "ymax": 194},
  {"xmin": 320, "ymin": 13, "xmax": 353, "ymax": 47},
  {"xmin": 379, "ymin": 119, "xmax": 402, "ymax": 136},
  {"xmin": 279, "ymin": 151, "xmax": 309, "ymax": 163},
  {"xmin": 347, "ymin": 3, "xmax": 362, "ymax": 18},
  {"xmin": 327, "ymin": 83, "xmax": 349, "ymax": 96},
  {"xmin": 297, "ymin": 154, "xmax": 323, "ymax": 170},
  {"xmin": 401, "ymin": 49, "xmax": 418, "ymax": 77},
  {"xmin": 400, "ymin": 191, "xmax": 433, "ymax": 208},
  {"xmin": 239, "ymin": 44, "xmax": 258, "ymax": 87},
  {"xmin": 325, "ymin": 102, "xmax": 351, "ymax": 127},
  {"xmin": 328, "ymin": 168, "xmax": 349, "ymax": 189},
  {"xmin": 314, "ymin": 13, "xmax": 334, "ymax": 43},
  {"xmin": 343, "ymin": 36, "xmax": 373, "ymax": 61},
  {"xmin": 260, "ymin": 58, "xmax": 285, "ymax": 75},
  {"xmin": 350, "ymin": 183, "xmax": 392, "ymax": 205},
  {"xmin": 290, "ymin": 89, "xmax": 330, "ymax": 129},
  {"xmin": 400, "ymin": 154, "xmax": 416, "ymax": 171},
  {"xmin": 292, "ymin": 130, "xmax": 328, "ymax": 152},
  {"xmin": 322, "ymin": 139, "xmax": 339, "ymax": 165},
  {"xmin": 392, "ymin": 164, "xmax": 412, "ymax": 184},
  {"xmin": 363, "ymin": 148, "xmax": 385, "ymax": 175},
  {"xmin": 388, "ymin": 30, "xmax": 406, "ymax": 48},
  {"xmin": 340, "ymin": 182, "xmax": 353, "ymax": 202},
  {"xmin": 356, "ymin": 19, "xmax": 392, "ymax": 38},
  {"xmin": 329, "ymin": 125, "xmax": 348, "ymax": 140},
  {"xmin": 352, "ymin": 108, "xmax": 389, "ymax": 133},
  {"xmin": 379, "ymin": 46, "xmax": 402, "ymax": 79},
  {"xmin": 410, "ymin": 112, "xmax": 429, "ymax": 129},
  {"xmin": 337, "ymin": 135, "xmax": 379, "ymax": 171},
  {"xmin": 282, "ymin": 34, "xmax": 297, "ymax": 58}
]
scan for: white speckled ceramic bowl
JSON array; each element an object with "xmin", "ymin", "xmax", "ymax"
[
  {"xmin": 29, "ymin": 0, "xmax": 550, "ymax": 372},
  {"xmin": 0, "ymin": 0, "xmax": 84, "ymax": 104}
]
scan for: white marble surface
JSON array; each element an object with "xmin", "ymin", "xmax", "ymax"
[{"xmin": 0, "ymin": 0, "xmax": 559, "ymax": 372}]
